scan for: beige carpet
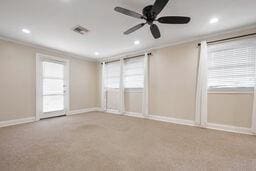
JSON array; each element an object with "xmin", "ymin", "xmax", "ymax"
[{"xmin": 0, "ymin": 112, "xmax": 256, "ymax": 171}]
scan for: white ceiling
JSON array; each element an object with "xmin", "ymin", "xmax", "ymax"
[{"xmin": 0, "ymin": 0, "xmax": 256, "ymax": 59}]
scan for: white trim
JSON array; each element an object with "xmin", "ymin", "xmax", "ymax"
[
  {"xmin": 0, "ymin": 35, "xmax": 96, "ymax": 62},
  {"xmin": 95, "ymin": 107, "xmax": 104, "ymax": 112},
  {"xmin": 67, "ymin": 108, "xmax": 98, "ymax": 115},
  {"xmin": 119, "ymin": 59, "xmax": 125, "ymax": 114},
  {"xmin": 64, "ymin": 57, "xmax": 70, "ymax": 116},
  {"xmin": 195, "ymin": 41, "xmax": 208, "ymax": 127},
  {"xmin": 36, "ymin": 53, "xmax": 70, "ymax": 120},
  {"xmin": 124, "ymin": 88, "xmax": 143, "ymax": 93},
  {"xmin": 142, "ymin": 53, "xmax": 149, "ymax": 117},
  {"xmin": 37, "ymin": 53, "xmax": 70, "ymax": 63},
  {"xmin": 39, "ymin": 111, "xmax": 66, "ymax": 119},
  {"xmin": 105, "ymin": 110, "xmax": 144, "ymax": 118},
  {"xmin": 251, "ymin": 53, "xmax": 256, "ymax": 134},
  {"xmin": 208, "ymin": 91, "xmax": 253, "ymax": 94},
  {"xmin": 208, "ymin": 87, "xmax": 254, "ymax": 92},
  {"xmin": 99, "ymin": 25, "xmax": 256, "ymax": 61},
  {"xmin": 107, "ymin": 110, "xmax": 196, "ymax": 127},
  {"xmin": 124, "ymin": 112, "xmax": 144, "ymax": 118},
  {"xmin": 101, "ymin": 62, "xmax": 107, "ymax": 111},
  {"xmin": 106, "ymin": 109, "xmax": 121, "ymax": 115},
  {"xmin": 0, "ymin": 108, "xmax": 100, "ymax": 127},
  {"xmin": 104, "ymin": 110, "xmax": 254, "ymax": 135},
  {"xmin": 0, "ymin": 117, "xmax": 36, "ymax": 128},
  {"xmin": 147, "ymin": 115, "xmax": 196, "ymax": 127},
  {"xmin": 206, "ymin": 123, "xmax": 252, "ymax": 135},
  {"xmin": 252, "ymin": 69, "xmax": 256, "ymax": 133},
  {"xmin": 36, "ymin": 54, "xmax": 41, "ymax": 121},
  {"xmin": 1, "ymin": 25, "xmax": 255, "ymax": 61}
]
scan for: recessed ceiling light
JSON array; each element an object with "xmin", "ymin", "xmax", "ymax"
[
  {"xmin": 22, "ymin": 29, "xmax": 31, "ymax": 34},
  {"xmin": 94, "ymin": 52, "xmax": 99, "ymax": 56},
  {"xmin": 209, "ymin": 17, "xmax": 219, "ymax": 24},
  {"xmin": 134, "ymin": 40, "xmax": 140, "ymax": 45}
]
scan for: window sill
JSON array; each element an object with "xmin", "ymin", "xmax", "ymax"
[
  {"xmin": 124, "ymin": 88, "xmax": 143, "ymax": 93},
  {"xmin": 208, "ymin": 88, "xmax": 254, "ymax": 94}
]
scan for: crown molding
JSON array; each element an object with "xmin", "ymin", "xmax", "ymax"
[
  {"xmin": 0, "ymin": 35, "xmax": 97, "ymax": 62},
  {"xmin": 1, "ymin": 23, "xmax": 255, "ymax": 63},
  {"xmin": 98, "ymin": 24, "xmax": 256, "ymax": 62}
]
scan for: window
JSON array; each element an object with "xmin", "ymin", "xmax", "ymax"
[
  {"xmin": 124, "ymin": 57, "xmax": 144, "ymax": 88},
  {"xmin": 105, "ymin": 61, "xmax": 120, "ymax": 89},
  {"xmin": 208, "ymin": 38, "xmax": 256, "ymax": 91}
]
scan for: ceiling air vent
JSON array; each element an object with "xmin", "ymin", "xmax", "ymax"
[{"xmin": 72, "ymin": 25, "xmax": 89, "ymax": 35}]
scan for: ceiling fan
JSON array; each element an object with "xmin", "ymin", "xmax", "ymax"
[{"xmin": 114, "ymin": 0, "xmax": 191, "ymax": 39}]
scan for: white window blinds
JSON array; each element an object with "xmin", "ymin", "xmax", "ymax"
[
  {"xmin": 105, "ymin": 61, "xmax": 120, "ymax": 89},
  {"xmin": 208, "ymin": 38, "xmax": 256, "ymax": 90},
  {"xmin": 124, "ymin": 57, "xmax": 144, "ymax": 88}
]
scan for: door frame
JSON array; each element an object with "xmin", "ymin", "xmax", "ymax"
[{"xmin": 36, "ymin": 53, "xmax": 70, "ymax": 121}]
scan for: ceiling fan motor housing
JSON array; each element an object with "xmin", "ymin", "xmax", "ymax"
[{"xmin": 143, "ymin": 5, "xmax": 155, "ymax": 24}]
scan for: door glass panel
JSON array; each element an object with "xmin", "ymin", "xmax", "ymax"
[
  {"xmin": 43, "ymin": 62, "xmax": 64, "ymax": 78},
  {"xmin": 43, "ymin": 79, "xmax": 64, "ymax": 95},
  {"xmin": 42, "ymin": 61, "xmax": 65, "ymax": 113},
  {"xmin": 43, "ymin": 95, "xmax": 64, "ymax": 113}
]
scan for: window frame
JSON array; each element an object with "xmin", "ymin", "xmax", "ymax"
[{"xmin": 207, "ymin": 38, "xmax": 256, "ymax": 93}]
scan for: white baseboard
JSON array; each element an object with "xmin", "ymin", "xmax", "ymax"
[
  {"xmin": 0, "ymin": 117, "xmax": 36, "ymax": 128},
  {"xmin": 95, "ymin": 107, "xmax": 104, "ymax": 112},
  {"xmin": 0, "ymin": 108, "xmax": 99, "ymax": 128},
  {"xmin": 124, "ymin": 112, "xmax": 144, "ymax": 118},
  {"xmin": 106, "ymin": 109, "xmax": 121, "ymax": 115},
  {"xmin": 206, "ymin": 123, "xmax": 252, "ymax": 135},
  {"xmin": 105, "ymin": 110, "xmax": 144, "ymax": 118},
  {"xmin": 1, "ymin": 111, "xmax": 253, "ymax": 135},
  {"xmin": 67, "ymin": 108, "xmax": 98, "ymax": 115},
  {"xmin": 105, "ymin": 110, "xmax": 195, "ymax": 126},
  {"xmin": 104, "ymin": 111, "xmax": 253, "ymax": 135},
  {"xmin": 147, "ymin": 114, "xmax": 196, "ymax": 127}
]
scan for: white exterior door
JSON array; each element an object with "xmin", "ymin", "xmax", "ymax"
[{"xmin": 36, "ymin": 54, "xmax": 69, "ymax": 120}]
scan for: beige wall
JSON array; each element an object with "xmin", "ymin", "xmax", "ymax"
[
  {"xmin": 2, "ymin": 26, "xmax": 254, "ymax": 128},
  {"xmin": 94, "ymin": 28, "xmax": 256, "ymax": 129},
  {"xmin": 0, "ymin": 39, "xmax": 99, "ymax": 121},
  {"xmin": 208, "ymin": 93, "xmax": 253, "ymax": 128},
  {"xmin": 148, "ymin": 28, "xmax": 256, "ymax": 128},
  {"xmin": 97, "ymin": 28, "xmax": 256, "ymax": 129},
  {"xmin": 70, "ymin": 59, "xmax": 98, "ymax": 110},
  {"xmin": 115, "ymin": 28, "xmax": 256, "ymax": 128},
  {"xmin": 97, "ymin": 28, "xmax": 256, "ymax": 128},
  {"xmin": 149, "ymin": 42, "xmax": 199, "ymax": 120},
  {"xmin": 0, "ymin": 40, "xmax": 36, "ymax": 121}
]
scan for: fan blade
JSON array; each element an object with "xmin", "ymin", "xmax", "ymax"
[
  {"xmin": 124, "ymin": 23, "xmax": 146, "ymax": 35},
  {"xmin": 151, "ymin": 0, "xmax": 169, "ymax": 16},
  {"xmin": 114, "ymin": 7, "xmax": 144, "ymax": 19},
  {"xmin": 150, "ymin": 24, "xmax": 161, "ymax": 39},
  {"xmin": 158, "ymin": 16, "xmax": 191, "ymax": 24}
]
